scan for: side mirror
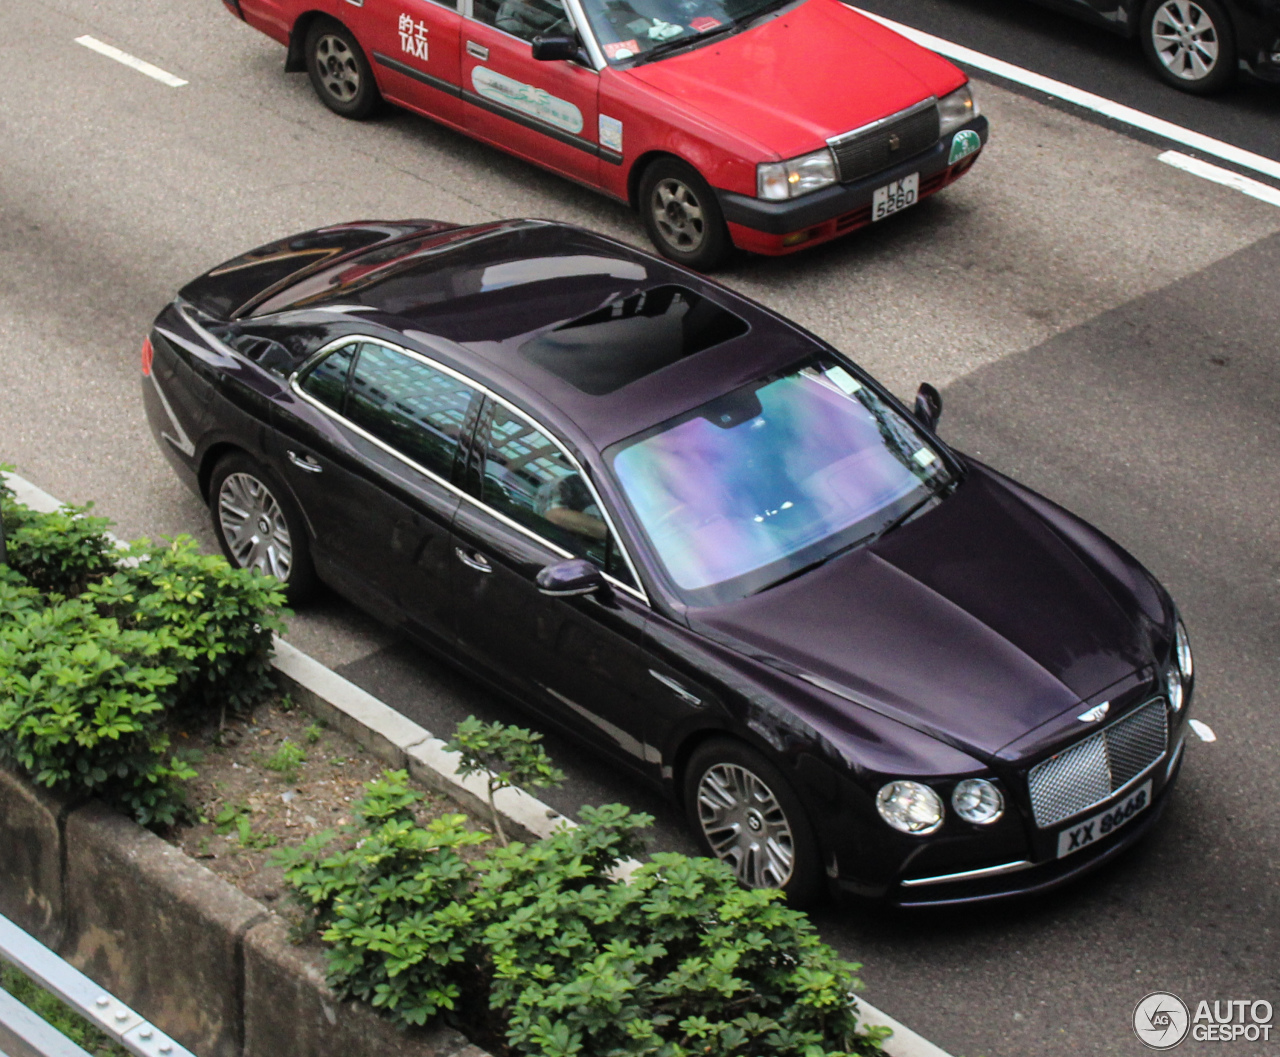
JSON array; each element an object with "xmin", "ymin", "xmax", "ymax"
[
  {"xmin": 536, "ymin": 558, "xmax": 607, "ymax": 597},
  {"xmin": 531, "ymin": 35, "xmax": 580, "ymax": 61},
  {"xmin": 913, "ymin": 382, "xmax": 942, "ymax": 431}
]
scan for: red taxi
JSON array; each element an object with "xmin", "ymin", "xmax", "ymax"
[{"xmin": 223, "ymin": 0, "xmax": 987, "ymax": 268}]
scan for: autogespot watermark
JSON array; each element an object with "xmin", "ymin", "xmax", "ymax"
[{"xmin": 1133, "ymin": 991, "xmax": 1275, "ymax": 1049}]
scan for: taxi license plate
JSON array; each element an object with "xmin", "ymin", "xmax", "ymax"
[
  {"xmin": 872, "ymin": 174, "xmax": 919, "ymax": 221},
  {"xmin": 1057, "ymin": 781, "xmax": 1151, "ymax": 859}
]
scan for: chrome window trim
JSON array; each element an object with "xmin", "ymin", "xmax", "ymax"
[
  {"xmin": 900, "ymin": 859, "xmax": 1033, "ymax": 889},
  {"xmin": 826, "ymin": 95, "xmax": 938, "ymax": 151},
  {"xmin": 289, "ymin": 334, "xmax": 649, "ymax": 604},
  {"xmin": 462, "ymin": 0, "xmax": 605, "ymax": 71}
]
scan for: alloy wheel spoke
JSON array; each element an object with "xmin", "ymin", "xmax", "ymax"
[{"xmin": 696, "ymin": 762, "xmax": 794, "ymax": 889}]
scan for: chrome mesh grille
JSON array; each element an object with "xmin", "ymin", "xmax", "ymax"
[
  {"xmin": 1027, "ymin": 700, "xmax": 1168, "ymax": 828},
  {"xmin": 830, "ymin": 104, "xmax": 940, "ymax": 184}
]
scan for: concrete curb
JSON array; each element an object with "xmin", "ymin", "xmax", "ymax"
[{"xmin": 2, "ymin": 469, "xmax": 955, "ymax": 1057}]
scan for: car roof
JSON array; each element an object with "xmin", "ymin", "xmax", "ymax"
[{"xmin": 255, "ymin": 220, "xmax": 822, "ymax": 450}]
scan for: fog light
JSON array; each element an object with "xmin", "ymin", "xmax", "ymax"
[
  {"xmin": 1166, "ymin": 666, "xmax": 1184, "ymax": 713},
  {"xmin": 952, "ymin": 778, "xmax": 1004, "ymax": 824},
  {"xmin": 876, "ymin": 780, "xmax": 944, "ymax": 834},
  {"xmin": 782, "ymin": 229, "xmax": 812, "ymax": 247}
]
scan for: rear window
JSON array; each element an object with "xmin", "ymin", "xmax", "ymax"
[{"xmin": 519, "ymin": 286, "xmax": 748, "ymax": 395}]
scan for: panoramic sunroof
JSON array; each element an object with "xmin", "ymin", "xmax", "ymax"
[{"xmin": 520, "ymin": 285, "xmax": 749, "ymax": 395}]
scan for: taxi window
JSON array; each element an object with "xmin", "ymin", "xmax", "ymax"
[{"xmin": 473, "ymin": 0, "xmax": 573, "ymax": 41}]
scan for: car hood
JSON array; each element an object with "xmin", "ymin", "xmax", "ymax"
[
  {"xmin": 624, "ymin": 0, "xmax": 967, "ymax": 159},
  {"xmin": 687, "ymin": 468, "xmax": 1151, "ymax": 759}
]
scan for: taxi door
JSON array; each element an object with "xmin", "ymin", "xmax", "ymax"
[
  {"xmin": 459, "ymin": 0, "xmax": 601, "ymax": 185},
  {"xmin": 366, "ymin": 0, "xmax": 466, "ymax": 127}
]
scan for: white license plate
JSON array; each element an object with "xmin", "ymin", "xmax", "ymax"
[
  {"xmin": 872, "ymin": 173, "xmax": 919, "ymax": 221},
  {"xmin": 1056, "ymin": 781, "xmax": 1151, "ymax": 859}
]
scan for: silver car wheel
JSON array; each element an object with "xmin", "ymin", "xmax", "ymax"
[
  {"xmin": 651, "ymin": 177, "xmax": 706, "ymax": 254},
  {"xmin": 696, "ymin": 762, "xmax": 796, "ymax": 889},
  {"xmin": 314, "ymin": 34, "xmax": 361, "ymax": 102},
  {"xmin": 1149, "ymin": 0, "xmax": 1221, "ymax": 81},
  {"xmin": 217, "ymin": 472, "xmax": 294, "ymax": 582}
]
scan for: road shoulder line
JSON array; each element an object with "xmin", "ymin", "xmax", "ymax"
[{"xmin": 74, "ymin": 35, "xmax": 188, "ymax": 87}]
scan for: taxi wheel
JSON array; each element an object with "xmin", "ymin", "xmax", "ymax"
[
  {"xmin": 1140, "ymin": 0, "xmax": 1236, "ymax": 94},
  {"xmin": 639, "ymin": 159, "xmax": 730, "ymax": 272},
  {"xmin": 209, "ymin": 453, "xmax": 317, "ymax": 605},
  {"xmin": 682, "ymin": 738, "xmax": 823, "ymax": 907},
  {"xmin": 305, "ymin": 17, "xmax": 380, "ymax": 119}
]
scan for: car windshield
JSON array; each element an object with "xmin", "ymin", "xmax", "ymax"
[
  {"xmin": 579, "ymin": 0, "xmax": 789, "ymax": 64},
  {"xmin": 608, "ymin": 357, "xmax": 955, "ymax": 605}
]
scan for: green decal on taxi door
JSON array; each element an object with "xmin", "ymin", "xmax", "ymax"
[{"xmin": 471, "ymin": 67, "xmax": 584, "ymax": 134}]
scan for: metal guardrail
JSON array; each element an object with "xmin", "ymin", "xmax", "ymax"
[{"xmin": 0, "ymin": 913, "xmax": 197, "ymax": 1057}]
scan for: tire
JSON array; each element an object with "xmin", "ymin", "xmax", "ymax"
[
  {"xmin": 682, "ymin": 737, "xmax": 824, "ymax": 907},
  {"xmin": 305, "ymin": 17, "xmax": 380, "ymax": 119},
  {"xmin": 1140, "ymin": 0, "xmax": 1237, "ymax": 94},
  {"xmin": 638, "ymin": 158, "xmax": 731, "ymax": 272},
  {"xmin": 209, "ymin": 453, "xmax": 317, "ymax": 605}
]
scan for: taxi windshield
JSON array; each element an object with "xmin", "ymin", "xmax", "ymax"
[
  {"xmin": 579, "ymin": 0, "xmax": 790, "ymax": 63},
  {"xmin": 608, "ymin": 358, "xmax": 956, "ymax": 605}
]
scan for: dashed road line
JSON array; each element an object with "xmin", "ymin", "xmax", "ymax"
[
  {"xmin": 74, "ymin": 35, "xmax": 187, "ymax": 88},
  {"xmin": 852, "ymin": 8, "xmax": 1280, "ymax": 186},
  {"xmin": 1158, "ymin": 151, "xmax": 1280, "ymax": 209}
]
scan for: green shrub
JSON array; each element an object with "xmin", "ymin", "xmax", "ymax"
[{"xmin": 1, "ymin": 501, "xmax": 116, "ymax": 598}]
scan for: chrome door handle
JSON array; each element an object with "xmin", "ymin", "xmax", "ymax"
[
  {"xmin": 466, "ymin": 41, "xmax": 489, "ymax": 60},
  {"xmin": 649, "ymin": 670, "xmax": 702, "ymax": 706},
  {"xmin": 455, "ymin": 547, "xmax": 492, "ymax": 573},
  {"xmin": 287, "ymin": 450, "xmax": 323, "ymax": 473}
]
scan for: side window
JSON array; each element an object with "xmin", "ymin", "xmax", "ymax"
[
  {"xmin": 480, "ymin": 403, "xmax": 634, "ymax": 586},
  {"xmin": 474, "ymin": 0, "xmax": 571, "ymax": 42},
  {"xmin": 299, "ymin": 343, "xmax": 356, "ymax": 413},
  {"xmin": 344, "ymin": 343, "xmax": 478, "ymax": 480}
]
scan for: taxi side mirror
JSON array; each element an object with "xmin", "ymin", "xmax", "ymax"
[
  {"xmin": 531, "ymin": 35, "xmax": 580, "ymax": 61},
  {"xmin": 913, "ymin": 382, "xmax": 943, "ymax": 430}
]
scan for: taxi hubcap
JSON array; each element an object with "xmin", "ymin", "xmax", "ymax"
[
  {"xmin": 696, "ymin": 762, "xmax": 795, "ymax": 889},
  {"xmin": 652, "ymin": 178, "xmax": 705, "ymax": 253},
  {"xmin": 218, "ymin": 473, "xmax": 294, "ymax": 582},
  {"xmin": 1151, "ymin": 1, "xmax": 1220, "ymax": 80},
  {"xmin": 315, "ymin": 34, "xmax": 360, "ymax": 101}
]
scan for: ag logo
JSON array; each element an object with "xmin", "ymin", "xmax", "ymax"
[
  {"xmin": 1133, "ymin": 992, "xmax": 1190, "ymax": 1050},
  {"xmin": 948, "ymin": 129, "xmax": 981, "ymax": 165}
]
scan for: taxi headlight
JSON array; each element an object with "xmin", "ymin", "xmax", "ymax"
[
  {"xmin": 937, "ymin": 84, "xmax": 978, "ymax": 136},
  {"xmin": 758, "ymin": 148, "xmax": 837, "ymax": 200},
  {"xmin": 876, "ymin": 780, "xmax": 944, "ymax": 834},
  {"xmin": 1166, "ymin": 666, "xmax": 1184, "ymax": 713},
  {"xmin": 951, "ymin": 778, "xmax": 1004, "ymax": 824},
  {"xmin": 1175, "ymin": 620, "xmax": 1193, "ymax": 683}
]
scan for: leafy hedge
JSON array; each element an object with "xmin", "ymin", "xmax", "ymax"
[
  {"xmin": 278, "ymin": 773, "xmax": 888, "ymax": 1057},
  {"xmin": 0, "ymin": 468, "xmax": 288, "ymax": 824}
]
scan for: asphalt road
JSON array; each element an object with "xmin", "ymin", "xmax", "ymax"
[{"xmin": 2, "ymin": 2, "xmax": 1278, "ymax": 1055}]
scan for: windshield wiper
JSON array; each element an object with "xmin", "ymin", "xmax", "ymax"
[
  {"xmin": 631, "ymin": 19, "xmax": 739, "ymax": 63},
  {"xmin": 750, "ymin": 531, "xmax": 876, "ymax": 595},
  {"xmin": 867, "ymin": 486, "xmax": 949, "ymax": 545}
]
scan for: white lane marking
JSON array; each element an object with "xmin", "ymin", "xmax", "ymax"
[
  {"xmin": 74, "ymin": 35, "xmax": 187, "ymax": 87},
  {"xmin": 852, "ymin": 8, "xmax": 1280, "ymax": 185},
  {"xmin": 1159, "ymin": 150, "xmax": 1280, "ymax": 208},
  {"xmin": 1188, "ymin": 719, "xmax": 1217, "ymax": 743}
]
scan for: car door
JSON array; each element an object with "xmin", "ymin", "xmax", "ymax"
[
  {"xmin": 365, "ymin": 0, "xmax": 466, "ymax": 127},
  {"xmin": 450, "ymin": 396, "xmax": 665, "ymax": 773},
  {"xmin": 460, "ymin": 0, "xmax": 602, "ymax": 184},
  {"xmin": 268, "ymin": 337, "xmax": 478, "ymax": 643}
]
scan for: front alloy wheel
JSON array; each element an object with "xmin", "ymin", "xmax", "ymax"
[
  {"xmin": 1142, "ymin": 0, "xmax": 1237, "ymax": 93},
  {"xmin": 638, "ymin": 159, "xmax": 730, "ymax": 271}
]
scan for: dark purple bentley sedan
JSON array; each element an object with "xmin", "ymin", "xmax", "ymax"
[{"xmin": 141, "ymin": 218, "xmax": 1194, "ymax": 906}]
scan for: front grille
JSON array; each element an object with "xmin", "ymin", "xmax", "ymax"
[
  {"xmin": 829, "ymin": 101, "xmax": 940, "ymax": 184},
  {"xmin": 1027, "ymin": 700, "xmax": 1168, "ymax": 828}
]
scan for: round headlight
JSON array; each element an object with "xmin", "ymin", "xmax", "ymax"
[
  {"xmin": 1166, "ymin": 666, "xmax": 1184, "ymax": 713},
  {"xmin": 1175, "ymin": 620, "xmax": 1193, "ymax": 683},
  {"xmin": 876, "ymin": 780, "xmax": 944, "ymax": 834},
  {"xmin": 951, "ymin": 778, "xmax": 1004, "ymax": 824}
]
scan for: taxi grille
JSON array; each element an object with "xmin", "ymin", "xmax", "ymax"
[
  {"xmin": 1027, "ymin": 700, "xmax": 1168, "ymax": 829},
  {"xmin": 829, "ymin": 101, "xmax": 940, "ymax": 184}
]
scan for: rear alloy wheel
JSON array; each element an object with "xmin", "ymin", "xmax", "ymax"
[
  {"xmin": 305, "ymin": 17, "xmax": 380, "ymax": 119},
  {"xmin": 209, "ymin": 454, "xmax": 316, "ymax": 604},
  {"xmin": 683, "ymin": 738, "xmax": 822, "ymax": 906},
  {"xmin": 638, "ymin": 158, "xmax": 730, "ymax": 271},
  {"xmin": 1141, "ymin": 0, "xmax": 1237, "ymax": 94}
]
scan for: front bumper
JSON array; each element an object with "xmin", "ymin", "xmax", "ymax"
[{"xmin": 716, "ymin": 116, "xmax": 988, "ymax": 255}]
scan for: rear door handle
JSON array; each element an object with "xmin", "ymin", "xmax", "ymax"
[
  {"xmin": 649, "ymin": 670, "xmax": 702, "ymax": 706},
  {"xmin": 287, "ymin": 450, "xmax": 323, "ymax": 473},
  {"xmin": 466, "ymin": 41, "xmax": 489, "ymax": 60},
  {"xmin": 455, "ymin": 547, "xmax": 492, "ymax": 573}
]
